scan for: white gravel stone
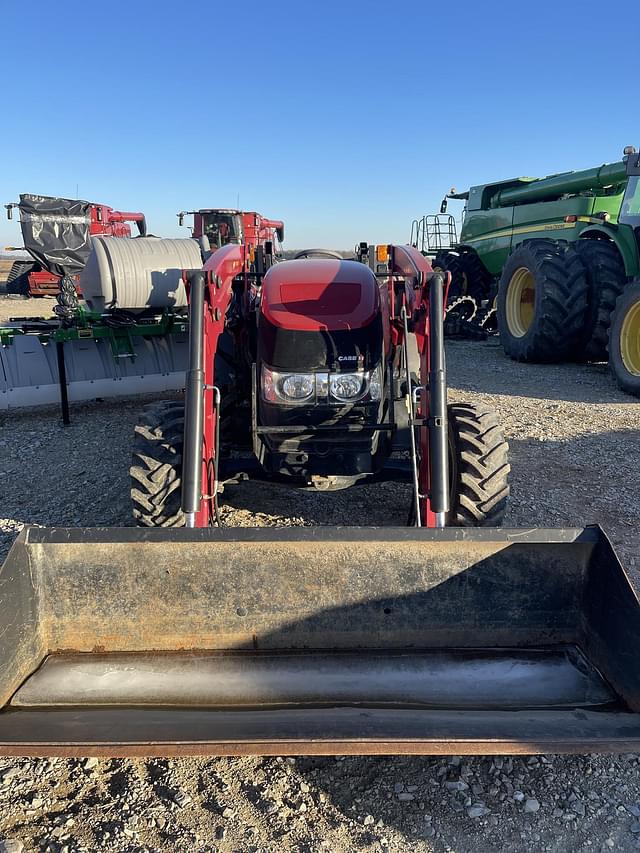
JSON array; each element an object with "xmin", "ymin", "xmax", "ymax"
[
  {"xmin": 467, "ymin": 804, "xmax": 490, "ymax": 819},
  {"xmin": 0, "ymin": 841, "xmax": 24, "ymax": 853}
]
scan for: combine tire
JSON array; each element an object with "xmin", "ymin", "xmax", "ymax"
[
  {"xmin": 448, "ymin": 403, "xmax": 510, "ymax": 526},
  {"xmin": 458, "ymin": 250, "xmax": 493, "ymax": 302},
  {"xmin": 608, "ymin": 281, "xmax": 640, "ymax": 398},
  {"xmin": 433, "ymin": 251, "xmax": 465, "ymax": 300},
  {"xmin": 444, "ymin": 301, "xmax": 488, "ymax": 340},
  {"xmin": 131, "ymin": 401, "xmax": 185, "ymax": 527},
  {"xmin": 434, "ymin": 250, "xmax": 492, "ymax": 303},
  {"xmin": 497, "ymin": 239, "xmax": 588, "ymax": 362},
  {"xmin": 5, "ymin": 261, "xmax": 35, "ymax": 296},
  {"xmin": 572, "ymin": 240, "xmax": 627, "ymax": 361}
]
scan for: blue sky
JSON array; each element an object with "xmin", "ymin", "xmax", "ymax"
[{"xmin": 1, "ymin": 0, "xmax": 638, "ymax": 249}]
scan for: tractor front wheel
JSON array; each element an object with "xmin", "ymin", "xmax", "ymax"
[
  {"xmin": 608, "ymin": 281, "xmax": 640, "ymax": 398},
  {"xmin": 130, "ymin": 401, "xmax": 186, "ymax": 527},
  {"xmin": 497, "ymin": 239, "xmax": 588, "ymax": 362},
  {"xmin": 448, "ymin": 403, "xmax": 510, "ymax": 526}
]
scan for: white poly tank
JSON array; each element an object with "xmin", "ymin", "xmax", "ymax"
[{"xmin": 80, "ymin": 236, "xmax": 203, "ymax": 311}]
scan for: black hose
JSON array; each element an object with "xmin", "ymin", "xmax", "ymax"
[{"xmin": 53, "ymin": 276, "xmax": 80, "ymax": 325}]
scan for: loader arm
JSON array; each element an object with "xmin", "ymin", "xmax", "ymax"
[
  {"xmin": 182, "ymin": 243, "xmax": 246, "ymax": 527},
  {"xmin": 388, "ymin": 245, "xmax": 451, "ymax": 527}
]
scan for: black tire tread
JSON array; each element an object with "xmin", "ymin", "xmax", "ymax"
[
  {"xmin": 433, "ymin": 251, "xmax": 465, "ymax": 301},
  {"xmin": 572, "ymin": 239, "xmax": 627, "ymax": 361},
  {"xmin": 448, "ymin": 402, "xmax": 510, "ymax": 526},
  {"xmin": 6, "ymin": 261, "xmax": 36, "ymax": 295},
  {"xmin": 607, "ymin": 280, "xmax": 640, "ymax": 398},
  {"xmin": 130, "ymin": 401, "xmax": 186, "ymax": 527},
  {"xmin": 458, "ymin": 250, "xmax": 493, "ymax": 302},
  {"xmin": 497, "ymin": 239, "xmax": 589, "ymax": 363}
]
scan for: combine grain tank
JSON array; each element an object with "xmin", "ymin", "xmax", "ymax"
[{"xmin": 4, "ymin": 194, "xmax": 147, "ymax": 296}]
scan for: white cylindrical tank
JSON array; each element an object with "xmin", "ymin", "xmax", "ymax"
[{"xmin": 80, "ymin": 237, "xmax": 203, "ymax": 312}]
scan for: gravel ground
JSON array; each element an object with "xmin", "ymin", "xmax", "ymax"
[{"xmin": 1, "ymin": 293, "xmax": 640, "ymax": 852}]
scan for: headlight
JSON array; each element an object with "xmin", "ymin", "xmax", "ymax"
[
  {"xmin": 262, "ymin": 367, "xmax": 316, "ymax": 404},
  {"xmin": 330, "ymin": 373, "xmax": 364, "ymax": 402},
  {"xmin": 261, "ymin": 364, "xmax": 383, "ymax": 405},
  {"xmin": 327, "ymin": 367, "xmax": 382, "ymax": 402},
  {"xmin": 368, "ymin": 365, "xmax": 382, "ymax": 401},
  {"xmin": 281, "ymin": 374, "xmax": 314, "ymax": 400}
]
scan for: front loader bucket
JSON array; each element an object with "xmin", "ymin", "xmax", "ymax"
[{"xmin": 1, "ymin": 526, "xmax": 640, "ymax": 756}]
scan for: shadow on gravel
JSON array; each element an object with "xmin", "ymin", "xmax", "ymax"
[
  {"xmin": 218, "ymin": 428, "xmax": 640, "ymax": 540},
  {"xmin": 504, "ymin": 430, "xmax": 640, "ymax": 572},
  {"xmin": 219, "ymin": 477, "xmax": 411, "ymax": 527},
  {"xmin": 446, "ymin": 340, "xmax": 634, "ymax": 405},
  {"xmin": 288, "ymin": 752, "xmax": 640, "ymax": 852}
]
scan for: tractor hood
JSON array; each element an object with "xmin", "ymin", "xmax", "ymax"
[
  {"xmin": 260, "ymin": 259, "xmax": 380, "ymax": 331},
  {"xmin": 258, "ymin": 259, "xmax": 384, "ymax": 372}
]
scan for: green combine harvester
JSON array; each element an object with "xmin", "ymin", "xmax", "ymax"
[{"xmin": 414, "ymin": 146, "xmax": 640, "ymax": 396}]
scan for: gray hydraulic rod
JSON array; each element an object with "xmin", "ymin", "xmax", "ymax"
[
  {"xmin": 401, "ymin": 306, "xmax": 422, "ymax": 527},
  {"xmin": 492, "ymin": 160, "xmax": 628, "ymax": 208},
  {"xmin": 428, "ymin": 272, "xmax": 449, "ymax": 526},
  {"xmin": 182, "ymin": 271, "xmax": 205, "ymax": 526}
]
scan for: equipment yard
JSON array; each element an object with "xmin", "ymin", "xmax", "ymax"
[{"xmin": 1, "ymin": 288, "xmax": 640, "ymax": 852}]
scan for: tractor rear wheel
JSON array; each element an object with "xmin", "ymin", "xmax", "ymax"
[
  {"xmin": 131, "ymin": 400, "xmax": 186, "ymax": 527},
  {"xmin": 572, "ymin": 239, "xmax": 627, "ymax": 362},
  {"xmin": 608, "ymin": 281, "xmax": 640, "ymax": 398},
  {"xmin": 448, "ymin": 403, "xmax": 510, "ymax": 526},
  {"xmin": 497, "ymin": 239, "xmax": 588, "ymax": 362}
]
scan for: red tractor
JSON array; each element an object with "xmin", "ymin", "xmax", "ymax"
[
  {"xmin": 177, "ymin": 208, "xmax": 285, "ymax": 254},
  {"xmin": 5, "ymin": 194, "xmax": 147, "ymax": 296},
  {"xmin": 131, "ymin": 232, "xmax": 509, "ymax": 530}
]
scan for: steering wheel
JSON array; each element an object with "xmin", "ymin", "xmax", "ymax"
[{"xmin": 292, "ymin": 248, "xmax": 345, "ymax": 260}]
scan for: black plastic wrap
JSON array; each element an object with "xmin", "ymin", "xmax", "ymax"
[{"xmin": 18, "ymin": 194, "xmax": 92, "ymax": 276}]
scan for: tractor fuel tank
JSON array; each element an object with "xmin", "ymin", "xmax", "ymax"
[{"xmin": 1, "ymin": 525, "xmax": 639, "ymax": 756}]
